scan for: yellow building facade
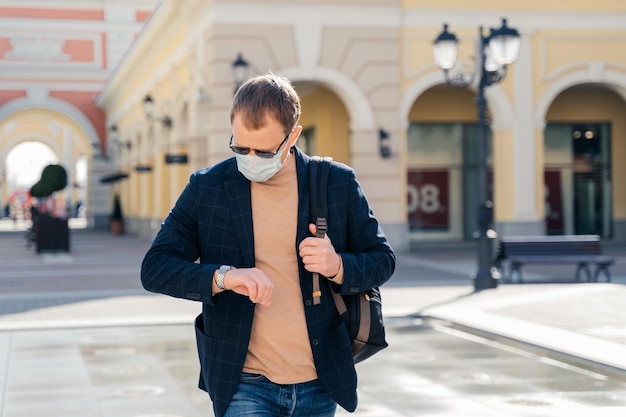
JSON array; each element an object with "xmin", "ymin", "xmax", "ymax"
[{"xmin": 95, "ymin": 0, "xmax": 626, "ymax": 251}]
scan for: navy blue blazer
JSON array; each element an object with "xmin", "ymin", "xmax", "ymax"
[{"xmin": 141, "ymin": 147, "xmax": 395, "ymax": 417}]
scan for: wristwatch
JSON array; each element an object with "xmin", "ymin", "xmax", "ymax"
[{"xmin": 216, "ymin": 265, "xmax": 233, "ymax": 291}]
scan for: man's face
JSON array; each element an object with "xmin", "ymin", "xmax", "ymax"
[{"xmin": 231, "ymin": 114, "xmax": 301, "ymax": 164}]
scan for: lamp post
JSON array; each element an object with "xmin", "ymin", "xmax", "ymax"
[{"xmin": 433, "ymin": 18, "xmax": 520, "ymax": 291}]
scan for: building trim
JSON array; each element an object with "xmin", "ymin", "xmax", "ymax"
[
  {"xmin": 541, "ymin": 35, "xmax": 626, "ymax": 81},
  {"xmin": 211, "ymin": 3, "xmax": 400, "ymax": 27},
  {"xmin": 0, "ymin": 96, "xmax": 100, "ymax": 150}
]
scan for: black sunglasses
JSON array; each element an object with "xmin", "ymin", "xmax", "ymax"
[{"xmin": 229, "ymin": 133, "xmax": 290, "ymax": 159}]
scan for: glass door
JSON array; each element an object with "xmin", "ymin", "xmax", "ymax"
[
  {"xmin": 572, "ymin": 123, "xmax": 612, "ymax": 236},
  {"xmin": 544, "ymin": 123, "xmax": 612, "ymax": 237}
]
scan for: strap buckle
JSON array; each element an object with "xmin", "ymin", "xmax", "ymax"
[{"xmin": 315, "ymin": 217, "xmax": 327, "ymax": 238}]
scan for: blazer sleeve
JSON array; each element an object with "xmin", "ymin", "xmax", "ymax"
[
  {"xmin": 140, "ymin": 170, "xmax": 219, "ymax": 304},
  {"xmin": 327, "ymin": 165, "xmax": 396, "ymax": 295}
]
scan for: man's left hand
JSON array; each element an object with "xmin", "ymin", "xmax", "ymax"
[{"xmin": 299, "ymin": 223, "xmax": 342, "ymax": 278}]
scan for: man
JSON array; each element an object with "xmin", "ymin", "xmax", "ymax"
[{"xmin": 141, "ymin": 73, "xmax": 395, "ymax": 417}]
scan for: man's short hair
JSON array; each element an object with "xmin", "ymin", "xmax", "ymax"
[{"xmin": 230, "ymin": 73, "xmax": 301, "ymax": 134}]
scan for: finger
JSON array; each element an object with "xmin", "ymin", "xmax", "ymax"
[
  {"xmin": 298, "ymin": 241, "xmax": 312, "ymax": 257},
  {"xmin": 246, "ymin": 279, "xmax": 259, "ymax": 303},
  {"xmin": 298, "ymin": 237, "xmax": 317, "ymax": 256},
  {"xmin": 300, "ymin": 235, "xmax": 326, "ymax": 251},
  {"xmin": 249, "ymin": 270, "xmax": 273, "ymax": 306},
  {"xmin": 254, "ymin": 286, "xmax": 272, "ymax": 307},
  {"xmin": 256, "ymin": 287, "xmax": 272, "ymax": 306},
  {"xmin": 301, "ymin": 253, "xmax": 323, "ymax": 269},
  {"xmin": 302, "ymin": 261, "xmax": 320, "ymax": 273}
]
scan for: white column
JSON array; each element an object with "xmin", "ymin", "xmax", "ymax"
[
  {"xmin": 513, "ymin": 35, "xmax": 539, "ymax": 222},
  {"xmin": 62, "ymin": 127, "xmax": 74, "ymax": 217},
  {"xmin": 87, "ymin": 157, "xmax": 112, "ymax": 230}
]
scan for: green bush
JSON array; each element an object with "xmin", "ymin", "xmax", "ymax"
[{"xmin": 30, "ymin": 164, "xmax": 68, "ymax": 198}]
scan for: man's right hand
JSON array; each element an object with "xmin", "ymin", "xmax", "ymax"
[{"xmin": 214, "ymin": 267, "xmax": 274, "ymax": 306}]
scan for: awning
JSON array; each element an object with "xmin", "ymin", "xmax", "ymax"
[{"xmin": 99, "ymin": 171, "xmax": 129, "ymax": 184}]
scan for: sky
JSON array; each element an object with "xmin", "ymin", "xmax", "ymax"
[
  {"xmin": 6, "ymin": 142, "xmax": 89, "ymax": 204},
  {"xmin": 6, "ymin": 141, "xmax": 58, "ymax": 191}
]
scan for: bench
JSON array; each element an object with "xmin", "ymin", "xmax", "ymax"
[{"xmin": 494, "ymin": 235, "xmax": 614, "ymax": 283}]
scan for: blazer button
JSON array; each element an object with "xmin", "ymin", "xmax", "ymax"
[
  {"xmin": 305, "ymin": 300, "xmax": 312, "ymax": 306},
  {"xmin": 187, "ymin": 292, "xmax": 201, "ymax": 300},
  {"xmin": 312, "ymin": 339, "xmax": 319, "ymax": 346},
  {"xmin": 348, "ymin": 286, "xmax": 360, "ymax": 293}
]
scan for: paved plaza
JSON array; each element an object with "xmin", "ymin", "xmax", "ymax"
[{"xmin": 1, "ymin": 220, "xmax": 626, "ymax": 416}]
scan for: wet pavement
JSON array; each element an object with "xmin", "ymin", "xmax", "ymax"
[
  {"xmin": 352, "ymin": 319, "xmax": 626, "ymax": 416},
  {"xmin": 3, "ymin": 317, "xmax": 626, "ymax": 416},
  {"xmin": 1, "ymin": 219, "xmax": 626, "ymax": 416}
]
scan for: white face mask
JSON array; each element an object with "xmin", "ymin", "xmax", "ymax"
[{"xmin": 235, "ymin": 149, "xmax": 285, "ymax": 182}]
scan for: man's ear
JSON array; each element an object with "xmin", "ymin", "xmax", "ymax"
[{"xmin": 289, "ymin": 125, "xmax": 303, "ymax": 147}]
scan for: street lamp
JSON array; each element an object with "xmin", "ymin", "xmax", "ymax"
[
  {"xmin": 231, "ymin": 53, "xmax": 251, "ymax": 95},
  {"xmin": 143, "ymin": 95, "xmax": 173, "ymax": 128},
  {"xmin": 433, "ymin": 18, "xmax": 520, "ymax": 291}
]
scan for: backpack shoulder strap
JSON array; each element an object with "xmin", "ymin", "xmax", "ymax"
[
  {"xmin": 308, "ymin": 156, "xmax": 332, "ymax": 305},
  {"xmin": 309, "ymin": 156, "xmax": 332, "ymax": 238}
]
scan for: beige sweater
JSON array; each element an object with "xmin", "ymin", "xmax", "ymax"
[{"xmin": 243, "ymin": 151, "xmax": 318, "ymax": 383}]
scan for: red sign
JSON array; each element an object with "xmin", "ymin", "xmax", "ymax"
[{"xmin": 407, "ymin": 170, "xmax": 449, "ymax": 230}]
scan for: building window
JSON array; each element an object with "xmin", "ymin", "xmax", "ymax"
[{"xmin": 407, "ymin": 123, "xmax": 492, "ymax": 240}]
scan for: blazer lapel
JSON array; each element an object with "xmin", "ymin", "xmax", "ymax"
[
  {"xmin": 224, "ymin": 164, "xmax": 256, "ymax": 267},
  {"xmin": 296, "ymin": 149, "xmax": 312, "ymax": 247}
]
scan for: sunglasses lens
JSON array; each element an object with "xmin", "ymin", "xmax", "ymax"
[
  {"xmin": 255, "ymin": 151, "xmax": 275, "ymax": 159},
  {"xmin": 231, "ymin": 146, "xmax": 249, "ymax": 155}
]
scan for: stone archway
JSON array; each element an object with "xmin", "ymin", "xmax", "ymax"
[
  {"xmin": 543, "ymin": 84, "xmax": 626, "ymax": 240},
  {"xmin": 294, "ymin": 82, "xmax": 351, "ymax": 164},
  {"xmin": 401, "ymin": 73, "xmax": 516, "ymax": 242},
  {"xmin": 536, "ymin": 66, "xmax": 626, "ymax": 242},
  {"xmin": 281, "ymin": 66, "xmax": 375, "ymax": 132},
  {"xmin": 0, "ymin": 102, "xmax": 105, "ymax": 228},
  {"xmin": 535, "ymin": 66, "xmax": 626, "ymax": 127},
  {"xmin": 400, "ymin": 71, "xmax": 514, "ymax": 131}
]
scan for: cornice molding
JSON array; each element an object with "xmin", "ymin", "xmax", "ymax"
[
  {"xmin": 402, "ymin": 9, "xmax": 626, "ymax": 31},
  {"xmin": 0, "ymin": 0, "xmax": 158, "ymax": 8},
  {"xmin": 212, "ymin": 2, "xmax": 400, "ymax": 27}
]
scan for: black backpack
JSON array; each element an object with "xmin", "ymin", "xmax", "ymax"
[{"xmin": 308, "ymin": 156, "xmax": 388, "ymax": 363}]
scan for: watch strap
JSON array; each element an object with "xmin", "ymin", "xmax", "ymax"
[{"xmin": 216, "ymin": 265, "xmax": 232, "ymax": 291}]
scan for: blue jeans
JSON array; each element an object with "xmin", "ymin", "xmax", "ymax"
[{"xmin": 222, "ymin": 373, "xmax": 337, "ymax": 417}]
